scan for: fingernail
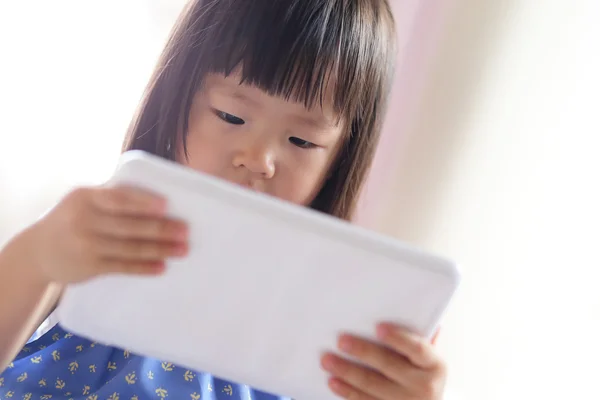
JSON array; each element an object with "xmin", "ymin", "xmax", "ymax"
[
  {"xmin": 174, "ymin": 243, "xmax": 188, "ymax": 256},
  {"xmin": 338, "ymin": 336, "xmax": 353, "ymax": 353},
  {"xmin": 176, "ymin": 226, "xmax": 189, "ymax": 241},
  {"xmin": 153, "ymin": 199, "xmax": 167, "ymax": 212},
  {"xmin": 329, "ymin": 378, "xmax": 349, "ymax": 397},
  {"xmin": 328, "ymin": 378, "xmax": 341, "ymax": 390},
  {"xmin": 376, "ymin": 323, "xmax": 395, "ymax": 340},
  {"xmin": 148, "ymin": 262, "xmax": 166, "ymax": 274},
  {"xmin": 321, "ymin": 355, "xmax": 335, "ymax": 372}
]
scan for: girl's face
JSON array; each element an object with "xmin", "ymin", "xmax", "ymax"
[{"xmin": 179, "ymin": 72, "xmax": 346, "ymax": 206}]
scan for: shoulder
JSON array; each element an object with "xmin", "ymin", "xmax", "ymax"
[{"xmin": 14, "ymin": 311, "xmax": 117, "ymax": 364}]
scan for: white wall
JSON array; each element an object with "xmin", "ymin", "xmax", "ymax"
[
  {"xmin": 372, "ymin": 1, "xmax": 600, "ymax": 399},
  {"xmin": 0, "ymin": 1, "xmax": 162, "ymax": 242}
]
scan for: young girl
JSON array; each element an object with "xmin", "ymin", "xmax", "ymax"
[{"xmin": 0, "ymin": 0, "xmax": 447, "ymax": 399}]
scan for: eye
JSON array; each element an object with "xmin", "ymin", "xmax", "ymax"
[
  {"xmin": 215, "ymin": 110, "xmax": 245, "ymax": 125},
  {"xmin": 289, "ymin": 137, "xmax": 317, "ymax": 149}
]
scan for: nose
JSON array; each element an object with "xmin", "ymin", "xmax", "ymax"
[{"xmin": 232, "ymin": 140, "xmax": 276, "ymax": 179}]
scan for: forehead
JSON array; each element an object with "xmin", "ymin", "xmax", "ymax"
[{"xmin": 203, "ymin": 72, "xmax": 342, "ymax": 129}]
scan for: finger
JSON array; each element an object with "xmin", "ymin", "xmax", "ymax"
[
  {"xmin": 91, "ymin": 186, "xmax": 166, "ymax": 216},
  {"xmin": 376, "ymin": 324, "xmax": 440, "ymax": 369},
  {"xmin": 91, "ymin": 213, "xmax": 188, "ymax": 242},
  {"xmin": 100, "ymin": 259, "xmax": 167, "ymax": 276},
  {"xmin": 336, "ymin": 334, "xmax": 418, "ymax": 389},
  {"xmin": 327, "ymin": 377, "xmax": 378, "ymax": 400},
  {"xmin": 95, "ymin": 236, "xmax": 188, "ymax": 261},
  {"xmin": 321, "ymin": 353, "xmax": 401, "ymax": 399}
]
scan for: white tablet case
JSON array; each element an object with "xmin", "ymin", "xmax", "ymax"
[{"xmin": 58, "ymin": 150, "xmax": 460, "ymax": 400}]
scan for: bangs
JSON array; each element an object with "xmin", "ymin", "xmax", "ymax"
[
  {"xmin": 195, "ymin": 0, "xmax": 390, "ymax": 125},
  {"xmin": 124, "ymin": 0, "xmax": 396, "ymax": 220}
]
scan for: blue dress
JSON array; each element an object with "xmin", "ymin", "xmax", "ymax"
[{"xmin": 0, "ymin": 319, "xmax": 288, "ymax": 400}]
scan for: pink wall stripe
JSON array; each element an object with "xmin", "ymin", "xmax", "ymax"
[{"xmin": 354, "ymin": 0, "xmax": 453, "ymax": 228}]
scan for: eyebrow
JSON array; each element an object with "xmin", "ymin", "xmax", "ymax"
[
  {"xmin": 210, "ymin": 78, "xmax": 260, "ymax": 108},
  {"xmin": 229, "ymin": 89, "xmax": 260, "ymax": 108},
  {"xmin": 289, "ymin": 113, "xmax": 332, "ymax": 130},
  {"xmin": 212, "ymin": 78, "xmax": 335, "ymax": 130}
]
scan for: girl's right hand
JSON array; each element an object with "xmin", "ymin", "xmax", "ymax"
[{"xmin": 23, "ymin": 186, "xmax": 188, "ymax": 284}]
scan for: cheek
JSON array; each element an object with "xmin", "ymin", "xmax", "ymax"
[
  {"xmin": 276, "ymin": 159, "xmax": 331, "ymax": 206},
  {"xmin": 285, "ymin": 141, "xmax": 344, "ymax": 206},
  {"xmin": 180, "ymin": 111, "xmax": 229, "ymax": 175}
]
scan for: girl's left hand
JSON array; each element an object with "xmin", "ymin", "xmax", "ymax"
[{"xmin": 320, "ymin": 323, "xmax": 446, "ymax": 400}]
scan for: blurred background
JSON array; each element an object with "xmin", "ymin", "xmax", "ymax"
[{"xmin": 1, "ymin": 0, "xmax": 599, "ymax": 399}]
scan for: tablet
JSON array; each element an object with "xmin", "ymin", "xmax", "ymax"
[{"xmin": 57, "ymin": 150, "xmax": 460, "ymax": 400}]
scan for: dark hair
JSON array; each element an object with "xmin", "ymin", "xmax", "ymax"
[{"xmin": 122, "ymin": 0, "xmax": 397, "ymax": 220}]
